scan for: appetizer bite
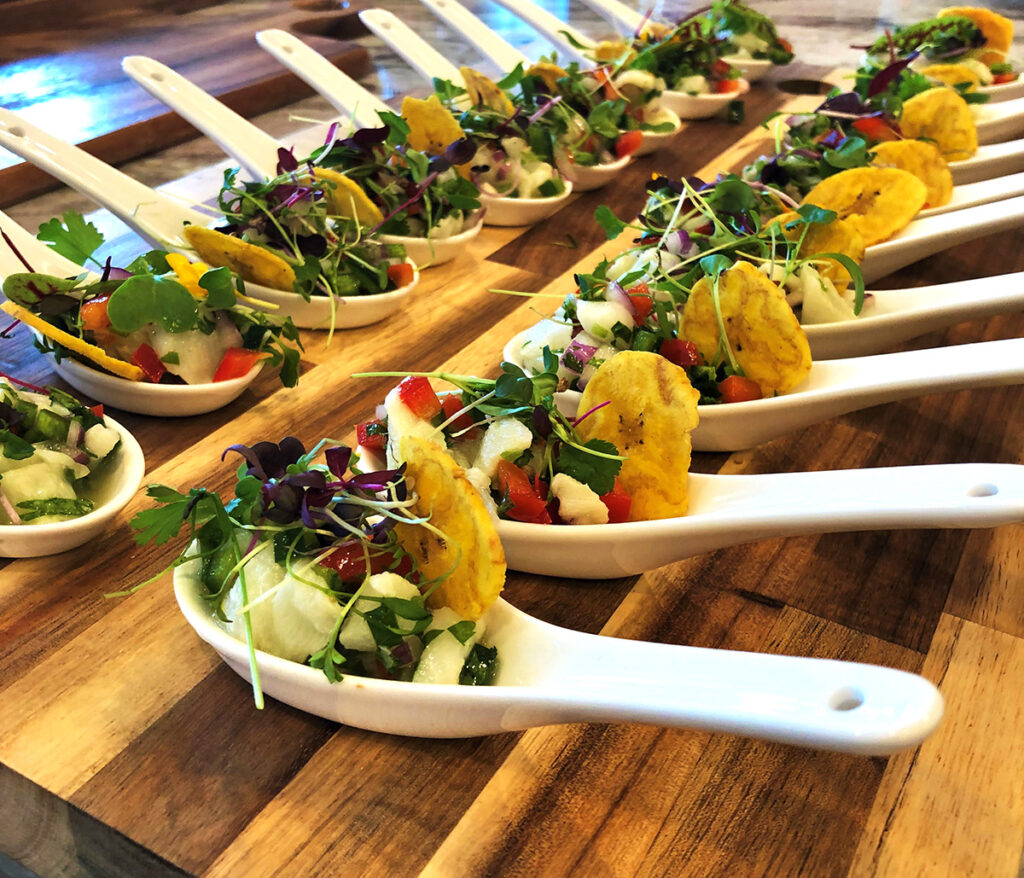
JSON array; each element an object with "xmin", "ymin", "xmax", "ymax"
[
  {"xmin": 700, "ymin": 0, "xmax": 795, "ymax": 67},
  {"xmin": 134, "ymin": 434, "xmax": 505, "ymax": 695}
]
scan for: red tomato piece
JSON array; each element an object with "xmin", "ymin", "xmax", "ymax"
[
  {"xmin": 600, "ymin": 479, "xmax": 632, "ymax": 523},
  {"xmin": 441, "ymin": 394, "xmax": 478, "ymax": 434},
  {"xmin": 993, "ymin": 72, "xmax": 1017, "ymax": 84},
  {"xmin": 718, "ymin": 374, "xmax": 763, "ymax": 403},
  {"xmin": 626, "ymin": 283, "xmax": 654, "ymax": 322},
  {"xmin": 89, "ymin": 404, "xmax": 104, "ymax": 418},
  {"xmin": 386, "ymin": 262, "xmax": 415, "ymax": 289},
  {"xmin": 131, "ymin": 343, "xmax": 167, "ymax": 384},
  {"xmin": 712, "ymin": 59, "xmax": 732, "ymax": 77},
  {"xmin": 660, "ymin": 338, "xmax": 702, "ymax": 368},
  {"xmin": 397, "ymin": 376, "xmax": 442, "ymax": 419},
  {"xmin": 213, "ymin": 347, "xmax": 264, "ymax": 382},
  {"xmin": 356, "ymin": 418, "xmax": 388, "ymax": 450},
  {"xmin": 80, "ymin": 295, "xmax": 111, "ymax": 332},
  {"xmin": 319, "ymin": 542, "xmax": 413, "ymax": 582},
  {"xmin": 496, "ymin": 459, "xmax": 551, "ymax": 524},
  {"xmin": 714, "ymin": 79, "xmax": 744, "ymax": 93},
  {"xmin": 615, "ymin": 129, "xmax": 644, "ymax": 159},
  {"xmin": 851, "ymin": 116, "xmax": 900, "ymax": 143}
]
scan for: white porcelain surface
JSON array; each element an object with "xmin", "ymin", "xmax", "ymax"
[
  {"xmin": 575, "ymin": 0, "xmax": 645, "ymax": 34},
  {"xmin": 360, "ymin": 9, "xmax": 465, "ymax": 84},
  {"xmin": 660, "ymin": 81, "xmax": 751, "ymax": 120},
  {"xmin": 973, "ymin": 95, "xmax": 1024, "ymax": 144},
  {"xmin": 484, "ymin": 0, "xmax": 594, "ymax": 64},
  {"xmin": 498, "ymin": 464, "xmax": 1024, "ymax": 577},
  {"xmin": 917, "ymin": 171, "xmax": 1024, "ymax": 218},
  {"xmin": 479, "ymin": 184, "xmax": 573, "ymax": 226},
  {"xmin": 418, "ymin": 0, "xmax": 531, "ymax": 72},
  {"xmin": 949, "ymin": 138, "xmax": 1024, "ymax": 184},
  {"xmin": 0, "ymin": 413, "xmax": 145, "ymax": 557},
  {"xmin": 0, "ymin": 208, "xmax": 84, "ymax": 280},
  {"xmin": 554, "ymin": 151, "xmax": 630, "ymax": 190},
  {"xmin": 633, "ymin": 113, "xmax": 684, "ymax": 156},
  {"xmin": 977, "ymin": 77, "xmax": 1024, "ymax": 103},
  {"xmin": 175, "ymin": 565, "xmax": 943, "ymax": 753},
  {"xmin": 723, "ymin": 56, "xmax": 773, "ymax": 82}
]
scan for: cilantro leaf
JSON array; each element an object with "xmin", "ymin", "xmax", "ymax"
[
  {"xmin": 555, "ymin": 438, "xmax": 621, "ymax": 496},
  {"xmin": 16, "ymin": 497, "xmax": 94, "ymax": 520},
  {"xmin": 595, "ymin": 205, "xmax": 628, "ymax": 239},
  {"xmin": 37, "ymin": 211, "xmax": 105, "ymax": 267}
]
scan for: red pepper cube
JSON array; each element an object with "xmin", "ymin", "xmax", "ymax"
[
  {"xmin": 660, "ymin": 338, "xmax": 702, "ymax": 368},
  {"xmin": 213, "ymin": 347, "xmax": 264, "ymax": 382},
  {"xmin": 356, "ymin": 418, "xmax": 388, "ymax": 451},
  {"xmin": 397, "ymin": 376, "xmax": 442, "ymax": 419},
  {"xmin": 440, "ymin": 394, "xmax": 478, "ymax": 434},
  {"xmin": 718, "ymin": 374, "xmax": 763, "ymax": 403},
  {"xmin": 600, "ymin": 479, "xmax": 632, "ymax": 523},
  {"xmin": 496, "ymin": 459, "xmax": 551, "ymax": 524},
  {"xmin": 131, "ymin": 343, "xmax": 167, "ymax": 384}
]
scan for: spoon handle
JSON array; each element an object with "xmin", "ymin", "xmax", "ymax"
[
  {"xmin": 860, "ymin": 194, "xmax": 1024, "ymax": 282},
  {"xmin": 574, "ymin": 0, "xmax": 647, "ymax": 34},
  {"xmin": 255, "ymin": 30, "xmax": 390, "ymax": 129},
  {"xmin": 359, "ymin": 9, "xmax": 464, "ymax": 85},
  {"xmin": 485, "ymin": 0, "xmax": 594, "ymax": 63},
  {"xmin": 498, "ymin": 607, "xmax": 943, "ymax": 755},
  {"xmin": 920, "ymin": 171, "xmax": 1024, "ymax": 218},
  {"xmin": 0, "ymin": 209, "xmax": 85, "ymax": 279},
  {"xmin": 952, "ymin": 137, "xmax": 1024, "ymax": 185},
  {"xmin": 0, "ymin": 109, "xmax": 211, "ymax": 249},
  {"xmin": 418, "ymin": 0, "xmax": 531, "ymax": 72},
  {"xmin": 977, "ymin": 95, "xmax": 1024, "ymax": 145},
  {"xmin": 122, "ymin": 56, "xmax": 284, "ymax": 180}
]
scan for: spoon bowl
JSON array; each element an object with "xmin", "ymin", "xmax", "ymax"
[
  {"xmin": 723, "ymin": 56, "xmax": 772, "ymax": 82},
  {"xmin": 554, "ymin": 151, "xmax": 631, "ymax": 191},
  {"xmin": 0, "ymin": 410, "xmax": 145, "ymax": 557},
  {"xmin": 949, "ymin": 138, "xmax": 1024, "ymax": 184},
  {"xmin": 175, "ymin": 564, "xmax": 943, "ymax": 753},
  {"xmin": 478, "ymin": 186, "xmax": 574, "ymax": 226},
  {"xmin": 977, "ymin": 76, "xmax": 1024, "ymax": 103},
  {"xmin": 659, "ymin": 80, "xmax": 750, "ymax": 120},
  {"xmin": 973, "ymin": 96, "xmax": 1024, "ymax": 144}
]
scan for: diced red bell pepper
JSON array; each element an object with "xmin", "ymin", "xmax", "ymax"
[
  {"xmin": 319, "ymin": 542, "xmax": 413, "ymax": 582},
  {"xmin": 593, "ymin": 66, "xmax": 617, "ymax": 100},
  {"xmin": 851, "ymin": 116, "xmax": 900, "ymax": 143},
  {"xmin": 496, "ymin": 459, "xmax": 551, "ymax": 524},
  {"xmin": 386, "ymin": 262, "xmax": 415, "ymax": 289},
  {"xmin": 213, "ymin": 347, "xmax": 265, "ymax": 382},
  {"xmin": 718, "ymin": 374, "xmax": 763, "ymax": 403},
  {"xmin": 356, "ymin": 418, "xmax": 388, "ymax": 451},
  {"xmin": 714, "ymin": 79, "xmax": 744, "ymax": 93},
  {"xmin": 131, "ymin": 343, "xmax": 167, "ymax": 384},
  {"xmin": 397, "ymin": 375, "xmax": 442, "ymax": 419},
  {"xmin": 441, "ymin": 394, "xmax": 478, "ymax": 435},
  {"xmin": 660, "ymin": 338, "xmax": 702, "ymax": 368},
  {"xmin": 600, "ymin": 479, "xmax": 632, "ymax": 523},
  {"xmin": 89, "ymin": 404, "xmax": 104, "ymax": 418},
  {"xmin": 615, "ymin": 129, "xmax": 644, "ymax": 159},
  {"xmin": 80, "ymin": 295, "xmax": 111, "ymax": 331},
  {"xmin": 694, "ymin": 222, "xmax": 714, "ymax": 235},
  {"xmin": 712, "ymin": 59, "xmax": 733, "ymax": 77},
  {"xmin": 778, "ymin": 38, "xmax": 793, "ymax": 54},
  {"xmin": 993, "ymin": 72, "xmax": 1017, "ymax": 84},
  {"xmin": 626, "ymin": 282, "xmax": 654, "ymax": 322}
]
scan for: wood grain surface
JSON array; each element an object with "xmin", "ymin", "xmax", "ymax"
[{"xmin": 1, "ymin": 65, "xmax": 1023, "ymax": 878}]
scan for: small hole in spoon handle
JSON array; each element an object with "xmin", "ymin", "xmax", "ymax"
[
  {"xmin": 829, "ymin": 687, "xmax": 864, "ymax": 712},
  {"xmin": 967, "ymin": 482, "xmax": 999, "ymax": 497}
]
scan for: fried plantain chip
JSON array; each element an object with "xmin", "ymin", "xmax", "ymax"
[
  {"xmin": 526, "ymin": 62, "xmax": 569, "ymax": 92},
  {"xmin": 870, "ymin": 139, "xmax": 953, "ymax": 207},
  {"xmin": 401, "ymin": 94, "xmax": 466, "ymax": 157},
  {"xmin": 938, "ymin": 7, "xmax": 1013, "ymax": 64},
  {"xmin": 773, "ymin": 210, "xmax": 866, "ymax": 293},
  {"xmin": 681, "ymin": 261, "xmax": 812, "ymax": 396},
  {"xmin": 460, "ymin": 67, "xmax": 516, "ymax": 115},
  {"xmin": 899, "ymin": 87, "xmax": 978, "ymax": 161},
  {"xmin": 393, "ymin": 435, "xmax": 505, "ymax": 620},
  {"xmin": 919, "ymin": 62, "xmax": 981, "ymax": 91},
  {"xmin": 312, "ymin": 167, "xmax": 384, "ymax": 225},
  {"xmin": 800, "ymin": 167, "xmax": 926, "ymax": 246},
  {"xmin": 576, "ymin": 351, "xmax": 699, "ymax": 521},
  {"xmin": 182, "ymin": 226, "xmax": 296, "ymax": 292},
  {"xmin": 589, "ymin": 40, "xmax": 635, "ymax": 63}
]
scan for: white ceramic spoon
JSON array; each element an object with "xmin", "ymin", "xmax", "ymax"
[
  {"xmin": 429, "ymin": 1, "xmax": 683, "ymax": 156},
  {"xmin": 255, "ymin": 28, "xmax": 574, "ymax": 225},
  {"xmin": 121, "ymin": 55, "xmax": 483, "ymax": 270},
  {"xmin": 498, "ymin": 463, "xmax": 1024, "ymax": 578},
  {"xmin": 973, "ymin": 95, "xmax": 1024, "ymax": 144},
  {"xmin": 0, "ymin": 211, "xmax": 266, "ymax": 415},
  {"xmin": 0, "ymin": 109, "xmax": 417, "ymax": 330},
  {"xmin": 978, "ymin": 76, "xmax": 1024, "ymax": 103},
  {"xmin": 175, "ymin": 565, "xmax": 943, "ymax": 753},
  {"xmin": 804, "ymin": 271, "xmax": 1024, "ymax": 359},
  {"xmin": 950, "ymin": 138, "xmax": 1024, "ymax": 185},
  {"xmin": 917, "ymin": 171, "xmax": 1024, "ymax": 218}
]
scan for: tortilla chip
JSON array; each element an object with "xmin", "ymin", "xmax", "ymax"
[
  {"xmin": 393, "ymin": 435, "xmax": 505, "ymax": 620},
  {"xmin": 313, "ymin": 167, "xmax": 383, "ymax": 225},
  {"xmin": 773, "ymin": 210, "xmax": 866, "ymax": 293},
  {"xmin": 576, "ymin": 351, "xmax": 699, "ymax": 521},
  {"xmin": 681, "ymin": 261, "xmax": 812, "ymax": 396},
  {"xmin": 526, "ymin": 62, "xmax": 568, "ymax": 92},
  {"xmin": 401, "ymin": 94, "xmax": 466, "ymax": 157},
  {"xmin": 919, "ymin": 62, "xmax": 981, "ymax": 91},
  {"xmin": 899, "ymin": 87, "xmax": 978, "ymax": 161},
  {"xmin": 800, "ymin": 167, "xmax": 927, "ymax": 246},
  {"xmin": 182, "ymin": 226, "xmax": 296, "ymax": 292},
  {"xmin": 460, "ymin": 67, "xmax": 515, "ymax": 114},
  {"xmin": 938, "ymin": 7, "xmax": 1013, "ymax": 64},
  {"xmin": 870, "ymin": 139, "xmax": 953, "ymax": 207}
]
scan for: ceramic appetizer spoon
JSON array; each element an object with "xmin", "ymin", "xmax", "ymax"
[
  {"xmin": 973, "ymin": 96, "xmax": 1024, "ymax": 144},
  {"xmin": 120, "ymin": 56, "xmax": 482, "ymax": 269},
  {"xmin": 254, "ymin": 28, "xmax": 575, "ymax": 226},
  {"xmin": 977, "ymin": 77, "xmax": 1024, "ymax": 103},
  {"xmin": 950, "ymin": 137, "xmax": 1024, "ymax": 185},
  {"xmin": 175, "ymin": 566, "xmax": 943, "ymax": 753},
  {"xmin": 0, "ymin": 109, "xmax": 418, "ymax": 330},
  {"xmin": 497, "ymin": 463, "xmax": 1024, "ymax": 578},
  {"xmin": 917, "ymin": 171, "xmax": 1024, "ymax": 218}
]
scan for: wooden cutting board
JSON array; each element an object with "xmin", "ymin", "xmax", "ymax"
[{"xmin": 0, "ymin": 0, "xmax": 371, "ymax": 207}]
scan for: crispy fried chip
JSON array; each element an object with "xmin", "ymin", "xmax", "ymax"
[
  {"xmin": 681, "ymin": 262, "xmax": 812, "ymax": 396},
  {"xmin": 575, "ymin": 351, "xmax": 699, "ymax": 521},
  {"xmin": 800, "ymin": 167, "xmax": 926, "ymax": 246},
  {"xmin": 938, "ymin": 7, "xmax": 1013, "ymax": 64},
  {"xmin": 870, "ymin": 139, "xmax": 953, "ymax": 207},
  {"xmin": 899, "ymin": 88, "xmax": 978, "ymax": 161},
  {"xmin": 312, "ymin": 168, "xmax": 383, "ymax": 225},
  {"xmin": 182, "ymin": 226, "xmax": 296, "ymax": 291},
  {"xmin": 393, "ymin": 435, "xmax": 505, "ymax": 620},
  {"xmin": 589, "ymin": 40, "xmax": 635, "ymax": 63},
  {"xmin": 401, "ymin": 94, "xmax": 466, "ymax": 157},
  {"xmin": 460, "ymin": 67, "xmax": 515, "ymax": 115},
  {"xmin": 774, "ymin": 210, "xmax": 866, "ymax": 293},
  {"xmin": 526, "ymin": 62, "xmax": 569, "ymax": 92},
  {"xmin": 919, "ymin": 62, "xmax": 981, "ymax": 91}
]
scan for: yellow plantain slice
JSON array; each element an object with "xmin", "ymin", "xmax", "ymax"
[
  {"xmin": 460, "ymin": 67, "xmax": 516, "ymax": 115},
  {"xmin": 774, "ymin": 210, "xmax": 866, "ymax": 293},
  {"xmin": 526, "ymin": 62, "xmax": 569, "ymax": 91},
  {"xmin": 919, "ymin": 62, "xmax": 981, "ymax": 91},
  {"xmin": 870, "ymin": 139, "xmax": 953, "ymax": 207},
  {"xmin": 401, "ymin": 94, "xmax": 467, "ymax": 156},
  {"xmin": 1, "ymin": 301, "xmax": 144, "ymax": 381},
  {"xmin": 899, "ymin": 87, "xmax": 979, "ymax": 161},
  {"xmin": 681, "ymin": 261, "xmax": 812, "ymax": 396},
  {"xmin": 576, "ymin": 351, "xmax": 699, "ymax": 521},
  {"xmin": 393, "ymin": 435, "xmax": 505, "ymax": 621},
  {"xmin": 313, "ymin": 167, "xmax": 384, "ymax": 225},
  {"xmin": 938, "ymin": 7, "xmax": 1013, "ymax": 65},
  {"xmin": 800, "ymin": 167, "xmax": 927, "ymax": 246},
  {"xmin": 182, "ymin": 226, "xmax": 296, "ymax": 292}
]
